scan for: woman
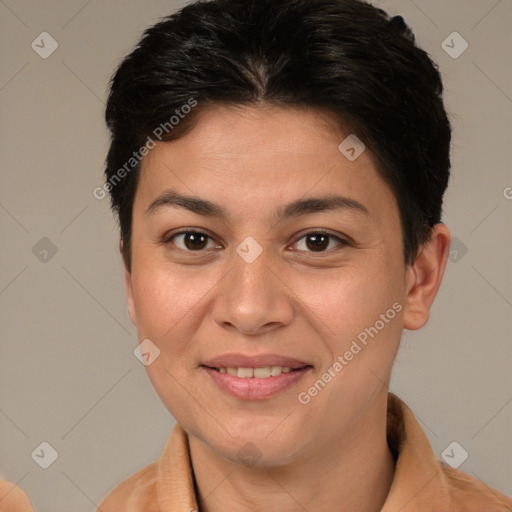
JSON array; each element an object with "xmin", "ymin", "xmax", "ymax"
[{"xmin": 95, "ymin": 0, "xmax": 512, "ymax": 510}]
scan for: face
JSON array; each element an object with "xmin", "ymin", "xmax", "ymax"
[{"xmin": 125, "ymin": 105, "xmax": 417, "ymax": 466}]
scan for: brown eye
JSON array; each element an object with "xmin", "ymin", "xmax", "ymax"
[
  {"xmin": 168, "ymin": 231, "xmax": 216, "ymax": 251},
  {"xmin": 305, "ymin": 233, "xmax": 329, "ymax": 251},
  {"xmin": 294, "ymin": 232, "xmax": 346, "ymax": 253}
]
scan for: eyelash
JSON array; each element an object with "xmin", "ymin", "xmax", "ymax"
[{"xmin": 162, "ymin": 229, "xmax": 350, "ymax": 254}]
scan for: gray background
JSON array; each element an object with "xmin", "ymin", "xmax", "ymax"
[{"xmin": 1, "ymin": 0, "xmax": 511, "ymax": 510}]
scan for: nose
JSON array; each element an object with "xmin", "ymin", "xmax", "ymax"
[{"xmin": 211, "ymin": 244, "xmax": 294, "ymax": 336}]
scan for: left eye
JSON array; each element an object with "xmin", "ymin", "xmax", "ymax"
[{"xmin": 293, "ymin": 232, "xmax": 346, "ymax": 252}]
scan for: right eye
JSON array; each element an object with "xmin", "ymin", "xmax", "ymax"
[{"xmin": 164, "ymin": 230, "xmax": 220, "ymax": 252}]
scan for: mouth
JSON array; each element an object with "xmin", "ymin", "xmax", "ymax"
[
  {"xmin": 201, "ymin": 365, "xmax": 312, "ymax": 378},
  {"xmin": 201, "ymin": 353, "xmax": 312, "ymax": 371},
  {"xmin": 200, "ymin": 359, "xmax": 313, "ymax": 400}
]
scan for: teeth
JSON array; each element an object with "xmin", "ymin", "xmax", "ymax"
[
  {"xmin": 217, "ymin": 366, "xmax": 295, "ymax": 378},
  {"xmin": 237, "ymin": 367, "xmax": 254, "ymax": 378},
  {"xmin": 271, "ymin": 365, "xmax": 284, "ymax": 376},
  {"xmin": 253, "ymin": 367, "xmax": 271, "ymax": 378}
]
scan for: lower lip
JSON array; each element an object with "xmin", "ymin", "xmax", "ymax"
[{"xmin": 201, "ymin": 366, "xmax": 312, "ymax": 400}]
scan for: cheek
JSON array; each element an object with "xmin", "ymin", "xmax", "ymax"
[
  {"xmin": 297, "ymin": 267, "xmax": 404, "ymax": 401},
  {"xmin": 130, "ymin": 262, "xmax": 219, "ymax": 352},
  {"xmin": 300, "ymin": 262, "xmax": 404, "ymax": 339},
  {"xmin": 129, "ymin": 264, "xmax": 208, "ymax": 414}
]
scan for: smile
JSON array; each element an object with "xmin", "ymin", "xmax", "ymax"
[
  {"xmin": 211, "ymin": 366, "xmax": 297, "ymax": 378},
  {"xmin": 201, "ymin": 365, "xmax": 312, "ymax": 400}
]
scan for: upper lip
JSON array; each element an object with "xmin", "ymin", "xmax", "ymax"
[{"xmin": 201, "ymin": 353, "xmax": 312, "ymax": 369}]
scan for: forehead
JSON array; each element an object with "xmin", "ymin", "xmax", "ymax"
[
  {"xmin": 135, "ymin": 105, "xmax": 396, "ymax": 224},
  {"xmin": 148, "ymin": 105, "xmax": 353, "ymax": 165}
]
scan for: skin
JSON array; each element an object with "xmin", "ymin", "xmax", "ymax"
[
  {"xmin": 0, "ymin": 480, "xmax": 34, "ymax": 511},
  {"xmin": 124, "ymin": 105, "xmax": 450, "ymax": 512}
]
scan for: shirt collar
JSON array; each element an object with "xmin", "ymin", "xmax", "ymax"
[
  {"xmin": 154, "ymin": 392, "xmax": 451, "ymax": 511},
  {"xmin": 382, "ymin": 393, "xmax": 451, "ymax": 510}
]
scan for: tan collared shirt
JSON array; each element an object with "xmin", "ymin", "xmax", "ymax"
[
  {"xmin": 96, "ymin": 393, "xmax": 512, "ymax": 511},
  {"xmin": 2, "ymin": 393, "xmax": 510, "ymax": 511}
]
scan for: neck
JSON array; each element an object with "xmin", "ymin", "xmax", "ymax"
[{"xmin": 188, "ymin": 390, "xmax": 395, "ymax": 512}]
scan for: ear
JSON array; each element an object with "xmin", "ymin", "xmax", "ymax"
[
  {"xmin": 403, "ymin": 224, "xmax": 451, "ymax": 330},
  {"xmin": 120, "ymin": 239, "xmax": 138, "ymax": 326}
]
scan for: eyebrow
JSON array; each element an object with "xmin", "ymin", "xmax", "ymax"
[{"xmin": 145, "ymin": 188, "xmax": 369, "ymax": 223}]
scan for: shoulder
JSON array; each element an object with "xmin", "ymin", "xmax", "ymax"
[
  {"xmin": 0, "ymin": 479, "xmax": 34, "ymax": 512},
  {"xmin": 440, "ymin": 462, "xmax": 512, "ymax": 511},
  {"xmin": 386, "ymin": 393, "xmax": 512, "ymax": 511},
  {"xmin": 97, "ymin": 462, "xmax": 160, "ymax": 512}
]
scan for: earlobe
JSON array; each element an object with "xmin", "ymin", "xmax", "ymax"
[
  {"xmin": 403, "ymin": 224, "xmax": 451, "ymax": 330},
  {"xmin": 120, "ymin": 239, "xmax": 138, "ymax": 327}
]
